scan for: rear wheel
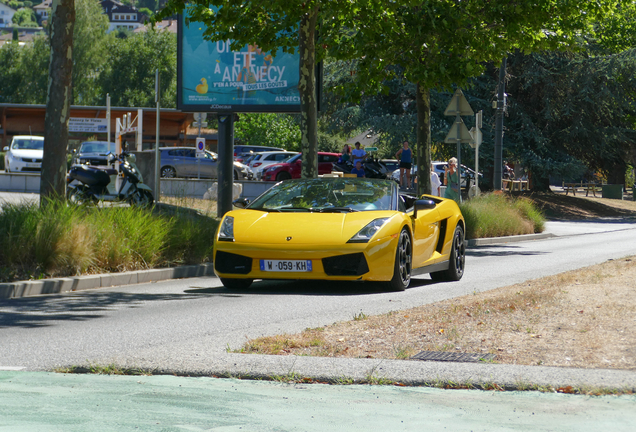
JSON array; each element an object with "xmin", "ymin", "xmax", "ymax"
[
  {"xmin": 276, "ymin": 171, "xmax": 292, "ymax": 181},
  {"xmin": 220, "ymin": 278, "xmax": 253, "ymax": 289},
  {"xmin": 386, "ymin": 228, "xmax": 411, "ymax": 291},
  {"xmin": 430, "ymin": 225, "xmax": 465, "ymax": 282},
  {"xmin": 161, "ymin": 166, "xmax": 176, "ymax": 178},
  {"xmin": 129, "ymin": 189, "xmax": 154, "ymax": 208},
  {"xmin": 67, "ymin": 187, "xmax": 94, "ymax": 205}
]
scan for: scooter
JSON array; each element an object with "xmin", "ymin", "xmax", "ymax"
[{"xmin": 66, "ymin": 152, "xmax": 154, "ymax": 207}]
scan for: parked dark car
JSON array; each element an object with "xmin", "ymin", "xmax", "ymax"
[
  {"xmin": 160, "ymin": 147, "xmax": 250, "ymax": 180},
  {"xmin": 73, "ymin": 141, "xmax": 116, "ymax": 166}
]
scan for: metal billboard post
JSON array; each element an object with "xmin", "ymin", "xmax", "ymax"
[
  {"xmin": 217, "ymin": 114, "xmax": 235, "ymax": 218},
  {"xmin": 155, "ymin": 69, "xmax": 161, "ymax": 203}
]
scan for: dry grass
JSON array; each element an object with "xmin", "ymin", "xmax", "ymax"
[{"xmin": 236, "ymin": 257, "xmax": 636, "ymax": 370}]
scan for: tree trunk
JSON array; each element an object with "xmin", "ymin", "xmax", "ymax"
[
  {"xmin": 41, "ymin": 0, "xmax": 75, "ymax": 205},
  {"xmin": 298, "ymin": 4, "xmax": 318, "ymax": 179},
  {"xmin": 415, "ymin": 82, "xmax": 431, "ymax": 196}
]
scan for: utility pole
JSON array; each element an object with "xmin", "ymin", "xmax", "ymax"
[{"xmin": 493, "ymin": 58, "xmax": 507, "ymax": 191}]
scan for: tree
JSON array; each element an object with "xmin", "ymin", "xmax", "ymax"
[
  {"xmin": 41, "ymin": 0, "xmax": 75, "ymax": 203},
  {"xmin": 97, "ymin": 29, "xmax": 177, "ymax": 107},
  {"xmin": 333, "ymin": 0, "xmax": 620, "ymax": 195},
  {"xmin": 12, "ymin": 8, "xmax": 38, "ymax": 27},
  {"xmin": 72, "ymin": 0, "xmax": 110, "ymax": 105},
  {"xmin": 234, "ymin": 113, "xmax": 301, "ymax": 151}
]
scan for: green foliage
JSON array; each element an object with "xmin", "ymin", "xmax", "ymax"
[
  {"xmin": 459, "ymin": 193, "xmax": 545, "ymax": 239},
  {"xmin": 0, "ymin": 35, "xmax": 49, "ymax": 103},
  {"xmin": 12, "ymin": 8, "xmax": 37, "ymax": 27},
  {"xmin": 72, "ymin": 0, "xmax": 111, "ymax": 105},
  {"xmin": 97, "ymin": 29, "xmax": 177, "ymax": 107},
  {"xmin": 234, "ymin": 113, "xmax": 300, "ymax": 150},
  {"xmin": 0, "ymin": 201, "xmax": 218, "ymax": 282}
]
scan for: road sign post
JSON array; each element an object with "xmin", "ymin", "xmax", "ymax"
[
  {"xmin": 196, "ymin": 137, "xmax": 206, "ymax": 180},
  {"xmin": 444, "ymin": 89, "xmax": 474, "ymax": 202}
]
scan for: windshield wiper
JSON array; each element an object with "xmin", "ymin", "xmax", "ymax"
[{"xmin": 318, "ymin": 206, "xmax": 359, "ymax": 213}]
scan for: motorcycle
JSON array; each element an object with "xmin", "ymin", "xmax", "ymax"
[{"xmin": 66, "ymin": 152, "xmax": 154, "ymax": 207}]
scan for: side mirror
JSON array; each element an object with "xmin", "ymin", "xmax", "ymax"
[
  {"xmin": 233, "ymin": 197, "xmax": 250, "ymax": 208},
  {"xmin": 413, "ymin": 199, "xmax": 436, "ymax": 218},
  {"xmin": 2, "ymin": 146, "xmax": 8, "ymax": 152}
]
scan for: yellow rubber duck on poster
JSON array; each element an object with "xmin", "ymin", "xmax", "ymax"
[{"xmin": 196, "ymin": 78, "xmax": 208, "ymax": 94}]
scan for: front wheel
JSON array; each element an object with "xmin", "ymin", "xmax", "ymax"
[
  {"xmin": 430, "ymin": 225, "xmax": 465, "ymax": 282},
  {"xmin": 386, "ymin": 228, "xmax": 411, "ymax": 291},
  {"xmin": 276, "ymin": 171, "xmax": 292, "ymax": 181},
  {"xmin": 67, "ymin": 187, "xmax": 94, "ymax": 205},
  {"xmin": 220, "ymin": 278, "xmax": 253, "ymax": 289},
  {"xmin": 129, "ymin": 189, "xmax": 154, "ymax": 208}
]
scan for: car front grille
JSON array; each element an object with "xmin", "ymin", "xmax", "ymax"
[
  {"xmin": 214, "ymin": 251, "xmax": 252, "ymax": 275},
  {"xmin": 322, "ymin": 253, "xmax": 369, "ymax": 276},
  {"xmin": 21, "ymin": 158, "xmax": 42, "ymax": 163}
]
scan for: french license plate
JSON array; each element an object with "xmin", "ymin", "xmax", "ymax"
[
  {"xmin": 260, "ymin": 259, "xmax": 312, "ymax": 272},
  {"xmin": 26, "ymin": 163, "xmax": 40, "ymax": 168}
]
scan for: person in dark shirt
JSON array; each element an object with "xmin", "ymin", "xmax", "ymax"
[{"xmin": 395, "ymin": 141, "xmax": 412, "ymax": 189}]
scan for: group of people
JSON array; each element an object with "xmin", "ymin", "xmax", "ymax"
[
  {"xmin": 339, "ymin": 140, "xmax": 461, "ymax": 202},
  {"xmin": 339, "ymin": 141, "xmax": 368, "ymax": 177}
]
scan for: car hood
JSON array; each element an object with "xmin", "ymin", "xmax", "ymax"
[
  {"xmin": 9, "ymin": 149, "xmax": 43, "ymax": 158},
  {"xmin": 229, "ymin": 210, "xmax": 397, "ymax": 245}
]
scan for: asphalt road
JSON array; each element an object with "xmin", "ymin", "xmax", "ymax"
[{"xmin": 1, "ymin": 217, "xmax": 635, "ymax": 373}]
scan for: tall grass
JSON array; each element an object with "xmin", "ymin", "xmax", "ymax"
[
  {"xmin": 459, "ymin": 193, "xmax": 545, "ymax": 239},
  {"xmin": 0, "ymin": 200, "xmax": 218, "ymax": 282}
]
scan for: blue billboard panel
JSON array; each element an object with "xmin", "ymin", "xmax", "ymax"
[{"xmin": 178, "ymin": 12, "xmax": 301, "ymax": 112}]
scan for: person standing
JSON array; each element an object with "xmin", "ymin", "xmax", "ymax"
[
  {"xmin": 444, "ymin": 157, "xmax": 460, "ymax": 202},
  {"xmin": 430, "ymin": 163, "xmax": 441, "ymax": 196},
  {"xmin": 339, "ymin": 144, "xmax": 351, "ymax": 165},
  {"xmin": 351, "ymin": 141, "xmax": 367, "ymax": 166},
  {"xmin": 395, "ymin": 141, "xmax": 412, "ymax": 189}
]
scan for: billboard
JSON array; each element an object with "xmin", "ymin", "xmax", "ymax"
[{"xmin": 178, "ymin": 10, "xmax": 307, "ymax": 113}]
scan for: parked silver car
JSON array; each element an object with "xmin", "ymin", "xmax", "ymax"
[{"xmin": 160, "ymin": 147, "xmax": 250, "ymax": 180}]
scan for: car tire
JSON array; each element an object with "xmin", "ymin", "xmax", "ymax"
[
  {"xmin": 386, "ymin": 228, "xmax": 411, "ymax": 291},
  {"xmin": 220, "ymin": 278, "xmax": 253, "ymax": 289},
  {"xmin": 430, "ymin": 224, "xmax": 465, "ymax": 282},
  {"xmin": 234, "ymin": 169, "xmax": 239, "ymax": 180},
  {"xmin": 161, "ymin": 166, "xmax": 177, "ymax": 178},
  {"xmin": 276, "ymin": 171, "xmax": 291, "ymax": 181}
]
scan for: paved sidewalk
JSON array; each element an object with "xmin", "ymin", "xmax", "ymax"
[{"xmin": 1, "ymin": 371, "xmax": 634, "ymax": 432}]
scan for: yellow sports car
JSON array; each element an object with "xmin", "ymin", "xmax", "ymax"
[{"xmin": 214, "ymin": 177, "xmax": 465, "ymax": 291}]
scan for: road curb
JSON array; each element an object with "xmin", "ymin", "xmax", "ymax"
[
  {"xmin": 0, "ymin": 232, "xmax": 556, "ymax": 300},
  {"xmin": 467, "ymin": 232, "xmax": 555, "ymax": 247},
  {"xmin": 0, "ymin": 263, "xmax": 215, "ymax": 300}
]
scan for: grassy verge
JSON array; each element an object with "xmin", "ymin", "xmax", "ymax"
[
  {"xmin": 0, "ymin": 200, "xmax": 218, "ymax": 283},
  {"xmin": 460, "ymin": 192, "xmax": 545, "ymax": 239}
]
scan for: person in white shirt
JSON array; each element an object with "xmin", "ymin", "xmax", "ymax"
[
  {"xmin": 430, "ymin": 163, "xmax": 441, "ymax": 196},
  {"xmin": 351, "ymin": 141, "xmax": 367, "ymax": 166}
]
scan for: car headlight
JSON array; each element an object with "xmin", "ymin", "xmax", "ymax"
[
  {"xmin": 218, "ymin": 216, "xmax": 235, "ymax": 242},
  {"xmin": 266, "ymin": 166, "xmax": 279, "ymax": 173},
  {"xmin": 348, "ymin": 218, "xmax": 389, "ymax": 243}
]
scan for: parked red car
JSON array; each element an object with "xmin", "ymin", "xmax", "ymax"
[{"xmin": 261, "ymin": 152, "xmax": 340, "ymax": 181}]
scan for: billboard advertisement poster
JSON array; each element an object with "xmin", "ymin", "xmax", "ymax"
[{"xmin": 178, "ymin": 10, "xmax": 302, "ymax": 113}]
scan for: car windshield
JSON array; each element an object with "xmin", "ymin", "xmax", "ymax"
[
  {"xmin": 248, "ymin": 178, "xmax": 395, "ymax": 212},
  {"xmin": 12, "ymin": 138, "xmax": 44, "ymax": 150},
  {"xmin": 80, "ymin": 142, "xmax": 115, "ymax": 154},
  {"xmin": 285, "ymin": 154, "xmax": 302, "ymax": 163}
]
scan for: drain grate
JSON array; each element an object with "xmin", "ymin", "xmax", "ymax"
[{"xmin": 411, "ymin": 351, "xmax": 496, "ymax": 363}]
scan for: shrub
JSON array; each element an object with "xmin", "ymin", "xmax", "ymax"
[
  {"xmin": 0, "ymin": 200, "xmax": 218, "ymax": 282},
  {"xmin": 459, "ymin": 193, "xmax": 545, "ymax": 239}
]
